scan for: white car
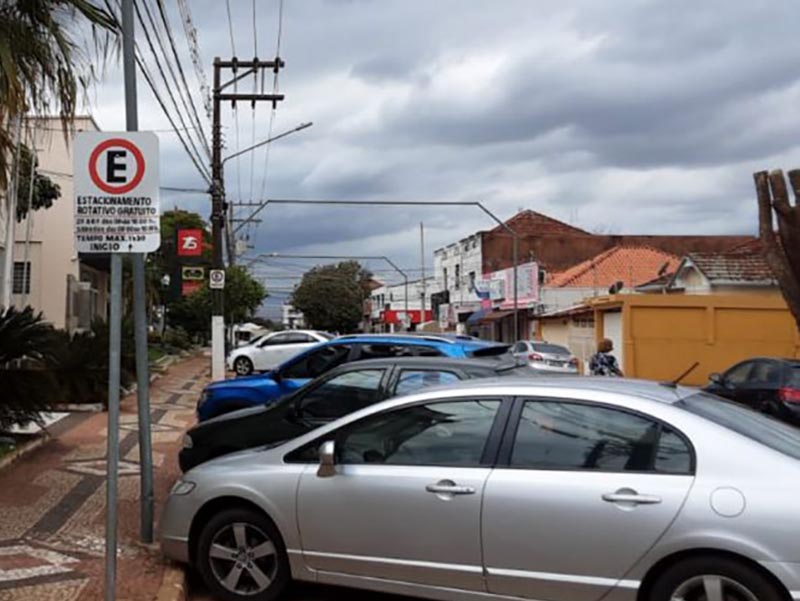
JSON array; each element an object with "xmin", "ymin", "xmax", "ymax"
[
  {"xmin": 512, "ymin": 340, "xmax": 580, "ymax": 374},
  {"xmin": 227, "ymin": 330, "xmax": 333, "ymax": 376}
]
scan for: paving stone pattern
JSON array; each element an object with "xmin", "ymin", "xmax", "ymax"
[{"xmin": 0, "ymin": 354, "xmax": 208, "ymax": 601}]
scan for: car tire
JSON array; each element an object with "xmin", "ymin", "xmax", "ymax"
[
  {"xmin": 650, "ymin": 556, "xmax": 784, "ymax": 601},
  {"xmin": 196, "ymin": 507, "xmax": 290, "ymax": 601},
  {"xmin": 233, "ymin": 357, "xmax": 254, "ymax": 376}
]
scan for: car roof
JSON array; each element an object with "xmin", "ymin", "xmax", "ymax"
[
  {"xmin": 332, "ymin": 334, "xmax": 502, "ymax": 348},
  {"xmin": 327, "ymin": 356, "xmax": 520, "ymax": 371},
  {"xmin": 730, "ymin": 357, "xmax": 800, "ymax": 366},
  {"xmin": 403, "ymin": 376, "xmax": 696, "ymax": 404}
]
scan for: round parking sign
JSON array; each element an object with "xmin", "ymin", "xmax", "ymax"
[{"xmin": 88, "ymin": 138, "xmax": 146, "ymax": 195}]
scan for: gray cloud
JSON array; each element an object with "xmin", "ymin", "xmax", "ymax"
[{"xmin": 85, "ymin": 0, "xmax": 800, "ymax": 316}]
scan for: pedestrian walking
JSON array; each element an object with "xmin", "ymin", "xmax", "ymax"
[{"xmin": 589, "ymin": 338, "xmax": 624, "ymax": 377}]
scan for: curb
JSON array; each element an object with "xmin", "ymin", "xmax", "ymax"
[
  {"xmin": 154, "ymin": 563, "xmax": 187, "ymax": 601},
  {"xmin": 0, "ymin": 433, "xmax": 48, "ymax": 472}
]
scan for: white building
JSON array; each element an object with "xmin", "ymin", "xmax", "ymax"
[
  {"xmin": 369, "ymin": 276, "xmax": 438, "ymax": 331},
  {"xmin": 1, "ymin": 116, "xmax": 108, "ymax": 330},
  {"xmin": 281, "ymin": 303, "xmax": 306, "ymax": 329}
]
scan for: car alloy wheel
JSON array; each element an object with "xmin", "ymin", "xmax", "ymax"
[
  {"xmin": 670, "ymin": 575, "xmax": 759, "ymax": 601},
  {"xmin": 208, "ymin": 522, "xmax": 279, "ymax": 596},
  {"xmin": 234, "ymin": 357, "xmax": 253, "ymax": 376}
]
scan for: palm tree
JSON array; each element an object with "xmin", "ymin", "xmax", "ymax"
[
  {"xmin": 0, "ymin": 0, "xmax": 115, "ymax": 188},
  {"xmin": 0, "ymin": 306, "xmax": 59, "ymax": 429}
]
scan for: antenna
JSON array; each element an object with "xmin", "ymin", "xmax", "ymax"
[{"xmin": 657, "ymin": 261, "xmax": 670, "ymax": 277}]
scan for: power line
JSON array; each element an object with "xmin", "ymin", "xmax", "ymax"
[
  {"xmin": 137, "ymin": 0, "xmax": 209, "ymax": 161},
  {"xmin": 176, "ymin": 0, "xmax": 212, "ymax": 121},
  {"xmin": 224, "ymin": 0, "xmax": 236, "ymax": 56},
  {"xmin": 154, "ymin": 0, "xmax": 211, "ymax": 156},
  {"xmin": 132, "ymin": 0, "xmax": 211, "ymax": 180},
  {"xmin": 103, "ymin": 0, "xmax": 210, "ymax": 183}
]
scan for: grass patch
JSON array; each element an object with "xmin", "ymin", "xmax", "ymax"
[
  {"xmin": 148, "ymin": 346, "xmax": 167, "ymax": 363},
  {"xmin": 0, "ymin": 442, "xmax": 15, "ymax": 461}
]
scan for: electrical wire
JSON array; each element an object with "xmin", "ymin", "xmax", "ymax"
[
  {"xmin": 138, "ymin": 0, "xmax": 209, "ymax": 161},
  {"xmin": 155, "ymin": 0, "xmax": 210, "ymax": 156},
  {"xmin": 132, "ymin": 0, "xmax": 211, "ymax": 180},
  {"xmin": 177, "ymin": 0, "xmax": 212, "ymax": 121}
]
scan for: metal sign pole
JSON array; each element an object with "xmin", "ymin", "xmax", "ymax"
[
  {"xmin": 104, "ymin": 253, "xmax": 122, "ymax": 601},
  {"xmin": 120, "ymin": 0, "xmax": 155, "ymax": 543}
]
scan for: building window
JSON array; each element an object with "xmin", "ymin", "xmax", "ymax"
[
  {"xmin": 13, "ymin": 262, "xmax": 31, "ymax": 295},
  {"xmin": 469, "ymin": 271, "xmax": 476, "ymax": 290},
  {"xmin": 455, "ymin": 264, "xmax": 461, "ymax": 289},
  {"xmin": 443, "ymin": 267, "xmax": 448, "ymax": 290}
]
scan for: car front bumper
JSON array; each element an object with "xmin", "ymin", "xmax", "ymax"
[{"xmin": 159, "ymin": 490, "xmax": 195, "ymax": 565}]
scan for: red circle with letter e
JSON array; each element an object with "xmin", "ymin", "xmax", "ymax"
[{"xmin": 88, "ymin": 138, "xmax": 146, "ymax": 194}]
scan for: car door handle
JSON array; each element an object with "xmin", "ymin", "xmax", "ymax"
[
  {"xmin": 426, "ymin": 483, "xmax": 476, "ymax": 495},
  {"xmin": 602, "ymin": 492, "xmax": 662, "ymax": 505}
]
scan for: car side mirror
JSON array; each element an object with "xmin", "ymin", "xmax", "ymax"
[
  {"xmin": 272, "ymin": 369, "xmax": 283, "ymax": 383},
  {"xmin": 317, "ymin": 440, "xmax": 336, "ymax": 478},
  {"xmin": 709, "ymin": 373, "xmax": 723, "ymax": 385}
]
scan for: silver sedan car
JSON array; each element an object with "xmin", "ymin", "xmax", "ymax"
[{"xmin": 160, "ymin": 378, "xmax": 800, "ymax": 601}]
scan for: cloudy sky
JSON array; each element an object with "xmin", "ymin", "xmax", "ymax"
[{"xmin": 87, "ymin": 0, "xmax": 800, "ymax": 316}]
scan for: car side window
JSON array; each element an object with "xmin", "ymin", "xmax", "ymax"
[
  {"xmin": 394, "ymin": 370, "xmax": 461, "ymax": 396},
  {"xmin": 298, "ymin": 369, "xmax": 385, "ymax": 419},
  {"xmin": 749, "ymin": 361, "xmax": 781, "ymax": 387},
  {"xmin": 724, "ymin": 362, "xmax": 754, "ymax": 386},
  {"xmin": 510, "ymin": 400, "xmax": 692, "ymax": 474},
  {"xmin": 261, "ymin": 332, "xmax": 291, "ymax": 347},
  {"xmin": 281, "ymin": 344, "xmax": 352, "ymax": 379},
  {"xmin": 513, "ymin": 342, "xmax": 527, "ymax": 354},
  {"xmin": 337, "ymin": 399, "xmax": 501, "ymax": 467},
  {"xmin": 356, "ymin": 344, "xmax": 443, "ymax": 360}
]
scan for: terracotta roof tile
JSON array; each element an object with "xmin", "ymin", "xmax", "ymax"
[{"xmin": 548, "ymin": 246, "xmax": 680, "ymax": 288}]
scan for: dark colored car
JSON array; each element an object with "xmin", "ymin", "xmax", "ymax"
[
  {"xmin": 705, "ymin": 357, "xmax": 800, "ymax": 424},
  {"xmin": 196, "ymin": 334, "xmax": 510, "ymax": 421},
  {"xmin": 180, "ymin": 356, "xmax": 535, "ymax": 472}
]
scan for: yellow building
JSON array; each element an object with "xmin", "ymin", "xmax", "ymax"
[{"xmin": 538, "ymin": 248, "xmax": 799, "ymax": 385}]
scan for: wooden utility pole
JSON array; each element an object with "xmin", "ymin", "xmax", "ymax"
[{"xmin": 211, "ymin": 57, "xmax": 284, "ymax": 379}]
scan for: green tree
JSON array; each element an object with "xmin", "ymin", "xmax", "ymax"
[
  {"xmin": 291, "ymin": 261, "xmax": 370, "ymax": 333},
  {"xmin": 0, "ymin": 0, "xmax": 115, "ymax": 187},
  {"xmin": 169, "ymin": 266, "xmax": 268, "ymax": 338},
  {"xmin": 15, "ymin": 145, "xmax": 61, "ymax": 221}
]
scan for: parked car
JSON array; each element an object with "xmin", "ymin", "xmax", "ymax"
[
  {"xmin": 162, "ymin": 377, "xmax": 800, "ymax": 601},
  {"xmin": 511, "ymin": 340, "xmax": 579, "ymax": 373},
  {"xmin": 226, "ymin": 330, "xmax": 333, "ymax": 376},
  {"xmin": 705, "ymin": 357, "xmax": 800, "ymax": 425},
  {"xmin": 181, "ymin": 356, "xmax": 536, "ymax": 472},
  {"xmin": 198, "ymin": 334, "xmax": 510, "ymax": 421}
]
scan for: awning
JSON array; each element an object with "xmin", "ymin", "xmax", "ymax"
[
  {"xmin": 465, "ymin": 308, "xmax": 489, "ymax": 325},
  {"xmin": 480, "ymin": 309, "xmax": 516, "ymax": 323}
]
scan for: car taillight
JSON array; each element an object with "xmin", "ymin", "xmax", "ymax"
[
  {"xmin": 529, "ymin": 353, "xmax": 544, "ymax": 362},
  {"xmin": 779, "ymin": 388, "xmax": 800, "ymax": 404}
]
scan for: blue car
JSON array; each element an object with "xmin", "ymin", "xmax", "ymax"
[{"xmin": 196, "ymin": 334, "xmax": 509, "ymax": 421}]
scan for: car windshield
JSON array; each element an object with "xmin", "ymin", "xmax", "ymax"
[
  {"xmin": 531, "ymin": 343, "xmax": 570, "ymax": 355},
  {"xmin": 677, "ymin": 392, "xmax": 800, "ymax": 460}
]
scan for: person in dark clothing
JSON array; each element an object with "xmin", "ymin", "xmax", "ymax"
[{"xmin": 589, "ymin": 338, "xmax": 623, "ymax": 377}]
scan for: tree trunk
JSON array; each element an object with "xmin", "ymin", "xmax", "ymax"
[{"xmin": 753, "ymin": 170, "xmax": 800, "ymax": 332}]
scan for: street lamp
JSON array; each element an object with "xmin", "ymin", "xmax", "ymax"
[
  {"xmin": 238, "ymin": 199, "xmax": 521, "ymax": 337},
  {"xmin": 246, "ymin": 252, "xmax": 411, "ymax": 330}
]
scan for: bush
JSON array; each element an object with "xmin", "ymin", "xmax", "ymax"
[
  {"xmin": 0, "ymin": 307, "xmax": 59, "ymax": 429},
  {"xmin": 163, "ymin": 326, "xmax": 193, "ymax": 351}
]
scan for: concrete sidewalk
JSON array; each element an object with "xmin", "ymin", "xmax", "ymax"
[{"xmin": 0, "ymin": 352, "xmax": 208, "ymax": 601}]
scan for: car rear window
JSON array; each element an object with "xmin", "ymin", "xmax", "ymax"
[
  {"xmin": 677, "ymin": 392, "xmax": 800, "ymax": 460},
  {"xmin": 788, "ymin": 366, "xmax": 800, "ymax": 388},
  {"xmin": 531, "ymin": 343, "xmax": 570, "ymax": 355}
]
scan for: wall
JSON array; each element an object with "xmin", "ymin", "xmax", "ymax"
[
  {"xmin": 11, "ymin": 117, "xmax": 101, "ymax": 328},
  {"xmin": 593, "ymin": 294, "xmax": 800, "ymax": 386},
  {"xmin": 433, "ymin": 234, "xmax": 482, "ymax": 304},
  {"xmin": 370, "ymin": 277, "xmax": 439, "ymax": 317},
  {"xmin": 602, "ymin": 310, "xmax": 624, "ymax": 368}
]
